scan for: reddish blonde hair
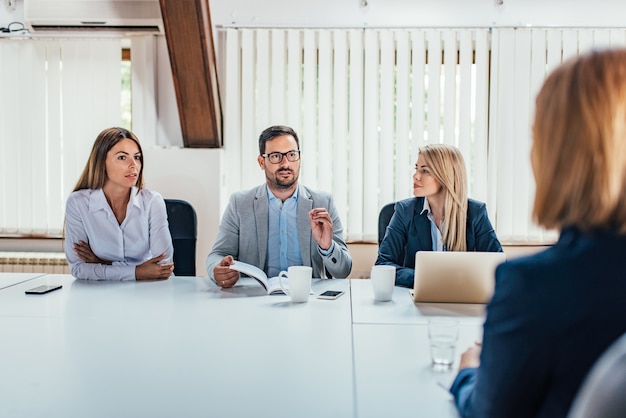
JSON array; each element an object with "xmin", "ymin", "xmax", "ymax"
[{"xmin": 532, "ymin": 48, "xmax": 626, "ymax": 233}]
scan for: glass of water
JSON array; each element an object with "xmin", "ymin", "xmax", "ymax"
[{"xmin": 428, "ymin": 317, "xmax": 460, "ymax": 370}]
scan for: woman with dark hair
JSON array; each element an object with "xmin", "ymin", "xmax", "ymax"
[{"xmin": 64, "ymin": 127, "xmax": 173, "ymax": 280}]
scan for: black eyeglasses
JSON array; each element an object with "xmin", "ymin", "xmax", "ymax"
[{"xmin": 261, "ymin": 150, "xmax": 301, "ymax": 164}]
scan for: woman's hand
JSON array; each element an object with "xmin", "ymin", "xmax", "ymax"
[
  {"xmin": 73, "ymin": 240, "xmax": 112, "ymax": 265},
  {"xmin": 135, "ymin": 253, "xmax": 174, "ymax": 280},
  {"xmin": 458, "ymin": 342, "xmax": 482, "ymax": 370}
]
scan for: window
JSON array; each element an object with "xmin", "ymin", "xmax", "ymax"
[
  {"xmin": 121, "ymin": 47, "xmax": 132, "ymax": 130},
  {"xmin": 221, "ymin": 27, "xmax": 626, "ymax": 244},
  {"xmin": 488, "ymin": 28, "xmax": 626, "ymax": 243},
  {"xmin": 0, "ymin": 38, "xmax": 123, "ymax": 237},
  {"xmin": 222, "ymin": 28, "xmax": 490, "ymax": 242}
]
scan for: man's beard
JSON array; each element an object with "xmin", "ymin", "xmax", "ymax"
[{"xmin": 268, "ymin": 169, "xmax": 298, "ymax": 189}]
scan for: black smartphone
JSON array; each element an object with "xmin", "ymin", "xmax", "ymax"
[
  {"xmin": 25, "ymin": 284, "xmax": 63, "ymax": 295},
  {"xmin": 317, "ymin": 290, "xmax": 345, "ymax": 300}
]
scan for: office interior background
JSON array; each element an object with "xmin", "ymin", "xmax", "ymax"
[{"xmin": 1, "ymin": 0, "xmax": 626, "ymax": 276}]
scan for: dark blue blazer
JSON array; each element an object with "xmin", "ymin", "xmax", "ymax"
[
  {"xmin": 375, "ymin": 197, "xmax": 502, "ymax": 287},
  {"xmin": 450, "ymin": 227, "xmax": 626, "ymax": 418}
]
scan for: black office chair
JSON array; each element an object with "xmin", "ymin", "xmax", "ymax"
[
  {"xmin": 378, "ymin": 202, "xmax": 396, "ymax": 245},
  {"xmin": 164, "ymin": 199, "xmax": 197, "ymax": 276},
  {"xmin": 568, "ymin": 332, "xmax": 626, "ymax": 418}
]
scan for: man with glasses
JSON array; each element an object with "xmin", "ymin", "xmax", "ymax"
[{"xmin": 206, "ymin": 125, "xmax": 352, "ymax": 287}]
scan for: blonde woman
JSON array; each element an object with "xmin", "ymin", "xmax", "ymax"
[
  {"xmin": 64, "ymin": 127, "xmax": 174, "ymax": 281},
  {"xmin": 376, "ymin": 144, "xmax": 502, "ymax": 287},
  {"xmin": 451, "ymin": 49, "xmax": 626, "ymax": 417}
]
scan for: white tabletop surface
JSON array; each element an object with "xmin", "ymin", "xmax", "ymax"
[
  {"xmin": 350, "ymin": 279, "xmax": 487, "ymax": 325},
  {"xmin": 352, "ymin": 323, "xmax": 481, "ymax": 418},
  {"xmin": 0, "ymin": 272, "xmax": 46, "ymax": 290},
  {"xmin": 0, "ymin": 274, "xmax": 484, "ymax": 418},
  {"xmin": 0, "ymin": 275, "xmax": 354, "ymax": 418}
]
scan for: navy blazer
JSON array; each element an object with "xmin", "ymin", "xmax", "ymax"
[
  {"xmin": 375, "ymin": 197, "xmax": 502, "ymax": 287},
  {"xmin": 450, "ymin": 227, "xmax": 626, "ymax": 418}
]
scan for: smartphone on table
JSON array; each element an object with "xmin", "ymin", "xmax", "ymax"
[
  {"xmin": 317, "ymin": 290, "xmax": 345, "ymax": 300},
  {"xmin": 25, "ymin": 284, "xmax": 63, "ymax": 295}
]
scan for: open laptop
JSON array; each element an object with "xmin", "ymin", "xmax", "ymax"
[{"xmin": 410, "ymin": 251, "xmax": 506, "ymax": 304}]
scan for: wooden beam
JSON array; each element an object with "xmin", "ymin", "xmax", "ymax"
[{"xmin": 159, "ymin": 0, "xmax": 223, "ymax": 148}]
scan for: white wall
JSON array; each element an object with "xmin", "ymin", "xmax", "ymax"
[
  {"xmin": 208, "ymin": 0, "xmax": 626, "ymax": 28},
  {"xmin": 5, "ymin": 1, "xmax": 626, "ymax": 33},
  {"xmin": 142, "ymin": 148, "xmax": 222, "ymax": 276}
]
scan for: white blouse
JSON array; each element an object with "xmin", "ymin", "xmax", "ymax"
[{"xmin": 64, "ymin": 187, "xmax": 173, "ymax": 280}]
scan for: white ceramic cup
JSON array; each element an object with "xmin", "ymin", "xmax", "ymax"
[
  {"xmin": 370, "ymin": 265, "xmax": 396, "ymax": 302},
  {"xmin": 428, "ymin": 317, "xmax": 460, "ymax": 370},
  {"xmin": 278, "ymin": 266, "xmax": 313, "ymax": 303}
]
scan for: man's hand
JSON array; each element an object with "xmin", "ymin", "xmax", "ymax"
[
  {"xmin": 309, "ymin": 208, "xmax": 333, "ymax": 251},
  {"xmin": 458, "ymin": 342, "xmax": 482, "ymax": 370},
  {"xmin": 73, "ymin": 240, "xmax": 111, "ymax": 265},
  {"xmin": 213, "ymin": 255, "xmax": 240, "ymax": 288},
  {"xmin": 135, "ymin": 253, "xmax": 174, "ymax": 280}
]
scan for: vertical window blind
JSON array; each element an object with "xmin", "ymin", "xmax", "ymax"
[
  {"xmin": 4, "ymin": 29, "xmax": 626, "ymax": 243},
  {"xmin": 222, "ymin": 28, "xmax": 491, "ymax": 242},
  {"xmin": 489, "ymin": 28, "xmax": 626, "ymax": 243},
  {"xmin": 222, "ymin": 27, "xmax": 626, "ymax": 244},
  {"xmin": 0, "ymin": 38, "xmax": 122, "ymax": 236}
]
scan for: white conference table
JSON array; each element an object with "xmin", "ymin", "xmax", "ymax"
[
  {"xmin": 350, "ymin": 279, "xmax": 486, "ymax": 325},
  {"xmin": 0, "ymin": 275, "xmax": 354, "ymax": 418},
  {"xmin": 0, "ymin": 272, "xmax": 46, "ymax": 290},
  {"xmin": 0, "ymin": 274, "xmax": 484, "ymax": 418},
  {"xmin": 349, "ymin": 280, "xmax": 484, "ymax": 418},
  {"xmin": 353, "ymin": 324, "xmax": 481, "ymax": 418}
]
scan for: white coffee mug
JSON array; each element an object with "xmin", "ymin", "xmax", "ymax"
[
  {"xmin": 278, "ymin": 266, "xmax": 312, "ymax": 303},
  {"xmin": 370, "ymin": 265, "xmax": 396, "ymax": 302}
]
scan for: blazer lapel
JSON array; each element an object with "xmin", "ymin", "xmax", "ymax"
[
  {"xmin": 254, "ymin": 186, "xmax": 269, "ymax": 270},
  {"xmin": 414, "ymin": 198, "xmax": 433, "ymax": 251},
  {"xmin": 297, "ymin": 185, "xmax": 313, "ymax": 267}
]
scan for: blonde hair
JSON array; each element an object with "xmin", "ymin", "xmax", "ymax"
[
  {"xmin": 73, "ymin": 127, "xmax": 144, "ymax": 192},
  {"xmin": 532, "ymin": 48, "xmax": 626, "ymax": 233},
  {"xmin": 419, "ymin": 144, "xmax": 468, "ymax": 251}
]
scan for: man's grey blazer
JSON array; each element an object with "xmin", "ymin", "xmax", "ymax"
[{"xmin": 206, "ymin": 184, "xmax": 352, "ymax": 280}]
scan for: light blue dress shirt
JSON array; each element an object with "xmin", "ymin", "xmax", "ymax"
[
  {"xmin": 420, "ymin": 198, "xmax": 445, "ymax": 251},
  {"xmin": 266, "ymin": 186, "xmax": 304, "ymax": 277},
  {"xmin": 64, "ymin": 187, "xmax": 173, "ymax": 281}
]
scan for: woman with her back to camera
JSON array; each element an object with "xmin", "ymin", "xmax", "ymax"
[
  {"xmin": 450, "ymin": 48, "xmax": 626, "ymax": 417},
  {"xmin": 376, "ymin": 143, "xmax": 503, "ymax": 288},
  {"xmin": 64, "ymin": 127, "xmax": 174, "ymax": 280}
]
